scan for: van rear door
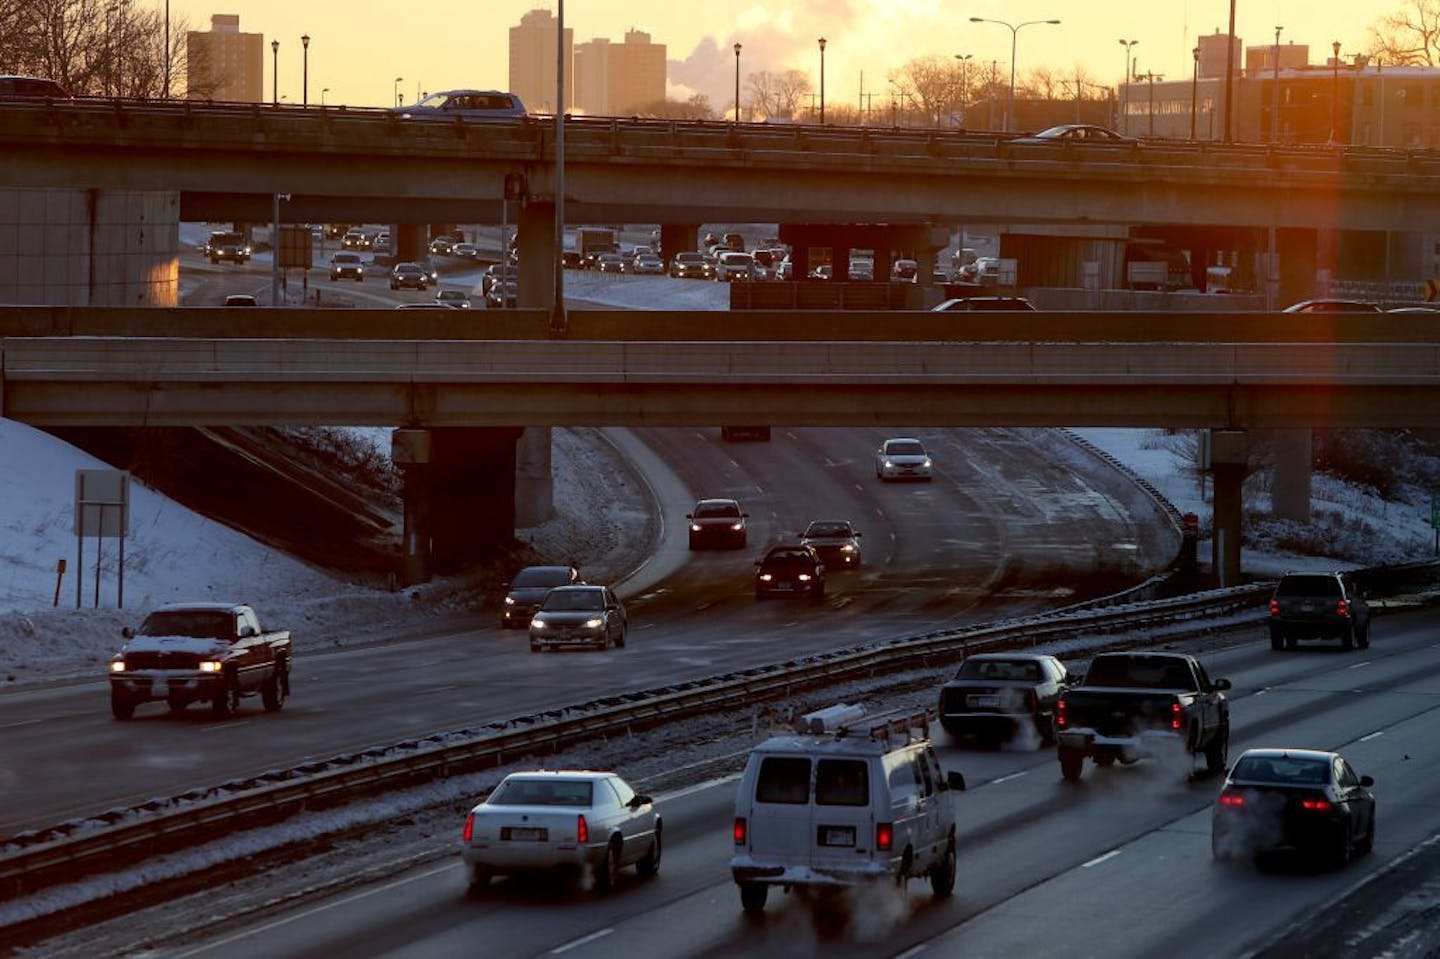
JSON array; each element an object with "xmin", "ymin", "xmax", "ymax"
[
  {"xmin": 745, "ymin": 755, "xmax": 812, "ymax": 865},
  {"xmin": 809, "ymin": 756, "xmax": 875, "ymax": 872}
]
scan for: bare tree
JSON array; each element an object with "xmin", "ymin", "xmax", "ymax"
[
  {"xmin": 1367, "ymin": 0, "xmax": 1440, "ymax": 65},
  {"xmin": 889, "ymin": 55, "xmax": 964, "ymax": 126},
  {"xmin": 747, "ymin": 69, "xmax": 811, "ymax": 121},
  {"xmin": 1, "ymin": 0, "xmax": 192, "ymax": 97},
  {"xmin": 631, "ymin": 95, "xmax": 715, "ymax": 120}
]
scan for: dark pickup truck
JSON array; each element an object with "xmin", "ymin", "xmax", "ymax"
[
  {"xmin": 109, "ymin": 602, "xmax": 292, "ymax": 720},
  {"xmin": 1054, "ymin": 651, "xmax": 1230, "ymax": 782}
]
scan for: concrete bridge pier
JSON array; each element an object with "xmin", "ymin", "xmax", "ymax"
[
  {"xmin": 395, "ymin": 223, "xmax": 428, "ymax": 263},
  {"xmin": 1271, "ymin": 429, "xmax": 1313, "ymax": 523},
  {"xmin": 1278, "ymin": 228, "xmax": 1319, "ymax": 306},
  {"xmin": 1208, "ymin": 429, "xmax": 1248, "ymax": 587},
  {"xmin": 660, "ymin": 223, "xmax": 700, "ymax": 259},
  {"xmin": 428, "ymin": 427, "xmax": 525, "ymax": 575},
  {"xmin": 392, "ymin": 428, "xmax": 433, "ymax": 586}
]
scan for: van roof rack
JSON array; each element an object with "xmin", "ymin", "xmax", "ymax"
[{"xmin": 795, "ymin": 704, "xmax": 934, "ymax": 746}]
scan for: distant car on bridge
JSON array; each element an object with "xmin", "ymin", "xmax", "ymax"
[
  {"xmin": 392, "ymin": 90, "xmax": 527, "ymax": 121},
  {"xmin": 0, "ymin": 75, "xmax": 73, "ymax": 100},
  {"xmin": 1014, "ymin": 124, "xmax": 1134, "ymax": 145},
  {"xmin": 1283, "ymin": 299, "xmax": 1383, "ymax": 313}
]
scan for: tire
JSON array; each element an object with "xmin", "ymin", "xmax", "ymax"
[
  {"xmin": 1205, "ymin": 725, "xmax": 1229, "ymax": 776},
  {"xmin": 110, "ymin": 690, "xmax": 135, "ymax": 720},
  {"xmin": 1037, "ymin": 713, "xmax": 1057, "ymax": 747},
  {"xmin": 615, "ymin": 625, "xmax": 626, "ymax": 649},
  {"xmin": 1357, "ymin": 815, "xmax": 1375, "ymax": 856},
  {"xmin": 1059, "ymin": 746, "xmax": 1084, "ymax": 782},
  {"xmin": 529, "ymin": 641, "xmax": 541, "ymax": 653},
  {"xmin": 167, "ymin": 696, "xmax": 188, "ymax": 713},
  {"xmin": 1342, "ymin": 626, "xmax": 1356, "ymax": 651},
  {"xmin": 262, "ymin": 665, "xmax": 287, "ymax": 712},
  {"xmin": 211, "ymin": 676, "xmax": 238, "ymax": 718},
  {"xmin": 1359, "ymin": 624, "xmax": 1371, "ymax": 650},
  {"xmin": 1270, "ymin": 632, "xmax": 1285, "ymax": 651},
  {"xmin": 1211, "ymin": 830, "xmax": 1230, "ymax": 861},
  {"xmin": 1332, "ymin": 822, "xmax": 1353, "ymax": 867},
  {"xmin": 1094, "ymin": 753, "xmax": 1116, "ymax": 768},
  {"xmin": 811, "ymin": 582, "xmax": 826, "ymax": 602},
  {"xmin": 739, "ymin": 882, "xmax": 768, "ymax": 915},
  {"xmin": 594, "ymin": 841, "xmax": 621, "ymax": 893},
  {"xmin": 466, "ymin": 863, "xmax": 491, "ymax": 894},
  {"xmin": 929, "ymin": 839, "xmax": 957, "ymax": 897},
  {"xmin": 636, "ymin": 827, "xmax": 662, "ymax": 877}
]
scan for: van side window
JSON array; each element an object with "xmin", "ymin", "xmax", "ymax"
[
  {"xmin": 815, "ymin": 759, "xmax": 869, "ymax": 806},
  {"xmin": 886, "ymin": 755, "xmax": 920, "ymax": 803},
  {"xmin": 756, "ymin": 757, "xmax": 810, "ymax": 804},
  {"xmin": 915, "ymin": 753, "xmax": 934, "ymax": 797}
]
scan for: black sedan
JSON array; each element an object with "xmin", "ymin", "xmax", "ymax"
[
  {"xmin": 753, "ymin": 545, "xmax": 826, "ymax": 601},
  {"xmin": 1212, "ymin": 748, "xmax": 1376, "ymax": 866},
  {"xmin": 686, "ymin": 498, "xmax": 748, "ymax": 550},
  {"xmin": 937, "ymin": 653, "xmax": 1075, "ymax": 745},
  {"xmin": 500, "ymin": 565, "xmax": 583, "ymax": 629},
  {"xmin": 800, "ymin": 520, "xmax": 863, "ymax": 569},
  {"xmin": 389, "ymin": 262, "xmax": 430, "ymax": 290}
]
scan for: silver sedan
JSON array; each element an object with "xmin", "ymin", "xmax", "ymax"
[{"xmin": 460, "ymin": 770, "xmax": 661, "ymax": 893}]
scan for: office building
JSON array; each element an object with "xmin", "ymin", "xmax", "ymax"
[
  {"xmin": 185, "ymin": 14, "xmax": 263, "ymax": 102},
  {"xmin": 510, "ymin": 8, "xmax": 573, "ymax": 114}
]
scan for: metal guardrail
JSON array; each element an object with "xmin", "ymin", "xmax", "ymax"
[{"xmin": 0, "ymin": 583, "xmax": 1273, "ymax": 900}]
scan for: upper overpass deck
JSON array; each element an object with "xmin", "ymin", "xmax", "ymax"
[{"xmin": 4, "ymin": 100, "xmax": 1439, "ymax": 230}]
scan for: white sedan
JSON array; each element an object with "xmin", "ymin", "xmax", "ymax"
[
  {"xmin": 875, "ymin": 437, "xmax": 934, "ymax": 481},
  {"xmin": 461, "ymin": 770, "xmax": 661, "ymax": 893}
]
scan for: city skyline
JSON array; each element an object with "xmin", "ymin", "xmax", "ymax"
[{"xmin": 168, "ymin": 1, "xmax": 1392, "ymax": 114}]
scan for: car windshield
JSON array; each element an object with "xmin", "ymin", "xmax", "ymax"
[
  {"xmin": 956, "ymin": 659, "xmax": 1042, "ymax": 681},
  {"xmin": 1231, "ymin": 755, "xmax": 1331, "ymax": 786},
  {"xmin": 694, "ymin": 502, "xmax": 740, "ymax": 518},
  {"xmin": 676, "ymin": 253, "xmax": 703, "ymax": 263},
  {"xmin": 333, "ymin": 254, "xmax": 359, "ymax": 263},
  {"xmin": 885, "ymin": 441, "xmax": 925, "ymax": 456},
  {"xmin": 1083, "ymin": 657, "xmax": 1195, "ymax": 690},
  {"xmin": 488, "ymin": 778, "xmax": 593, "ymax": 807},
  {"xmin": 804, "ymin": 522, "xmax": 851, "ymax": 538},
  {"xmin": 511, "ymin": 567, "xmax": 573, "ymax": 588},
  {"xmin": 139, "ymin": 610, "xmax": 232, "ymax": 640},
  {"xmin": 764, "ymin": 549, "xmax": 814, "ymax": 565},
  {"xmin": 1276, "ymin": 576, "xmax": 1343, "ymax": 598},
  {"xmin": 541, "ymin": 589, "xmax": 604, "ymax": 611}
]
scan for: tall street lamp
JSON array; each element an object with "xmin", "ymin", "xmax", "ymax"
[
  {"xmin": 971, "ymin": 16, "xmax": 1060, "ymax": 133},
  {"xmin": 733, "ymin": 42, "xmax": 742, "ymax": 122},
  {"xmin": 1330, "ymin": 40, "xmax": 1341, "ymax": 143},
  {"xmin": 954, "ymin": 53, "xmax": 972, "ymax": 124},
  {"xmin": 1271, "ymin": 27, "xmax": 1283, "ymax": 143},
  {"xmin": 301, "ymin": 34, "xmax": 310, "ymax": 107},
  {"xmin": 394, "ymin": 76, "xmax": 403, "ymax": 108},
  {"xmin": 1117, "ymin": 39, "xmax": 1138, "ymax": 136},
  {"xmin": 818, "ymin": 38, "xmax": 827, "ymax": 123},
  {"xmin": 1190, "ymin": 46, "xmax": 1200, "ymax": 139},
  {"xmin": 321, "ymin": 87, "xmax": 329, "ymax": 107},
  {"xmin": 271, "ymin": 40, "xmax": 279, "ymax": 106},
  {"xmin": 1223, "ymin": 0, "xmax": 1236, "ymax": 142},
  {"xmin": 164, "ymin": 0, "xmax": 170, "ymax": 98}
]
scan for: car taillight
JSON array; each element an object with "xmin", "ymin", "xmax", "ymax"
[
  {"xmin": 1269, "ymin": 598, "xmax": 1280, "ymax": 616},
  {"xmin": 876, "ymin": 822, "xmax": 893, "ymax": 851},
  {"xmin": 577, "ymin": 814, "xmax": 589, "ymax": 844},
  {"xmin": 1301, "ymin": 798, "xmax": 1333, "ymax": 812},
  {"xmin": 1056, "ymin": 697, "xmax": 1068, "ymax": 728},
  {"xmin": 1218, "ymin": 791, "xmax": 1245, "ymax": 808},
  {"xmin": 463, "ymin": 813, "xmax": 475, "ymax": 842},
  {"xmin": 1171, "ymin": 701, "xmax": 1183, "ymax": 732},
  {"xmin": 734, "ymin": 817, "xmax": 747, "ymax": 845},
  {"xmin": 1336, "ymin": 599, "xmax": 1351, "ymax": 618}
]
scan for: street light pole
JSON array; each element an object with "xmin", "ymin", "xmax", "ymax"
[
  {"xmin": 954, "ymin": 53, "xmax": 972, "ymax": 125},
  {"xmin": 818, "ymin": 38, "xmax": 827, "ymax": 123},
  {"xmin": 270, "ymin": 40, "xmax": 279, "ymax": 106},
  {"xmin": 394, "ymin": 77, "xmax": 403, "ymax": 108},
  {"xmin": 301, "ymin": 34, "xmax": 310, "ymax": 107},
  {"xmin": 733, "ymin": 42, "xmax": 742, "ymax": 122},
  {"xmin": 1330, "ymin": 40, "xmax": 1341, "ymax": 143},
  {"xmin": 971, "ymin": 16, "xmax": 1060, "ymax": 133},
  {"xmin": 1223, "ymin": 0, "xmax": 1236, "ymax": 142},
  {"xmin": 1270, "ymin": 27, "xmax": 1282, "ymax": 143},
  {"xmin": 164, "ymin": 0, "xmax": 170, "ymax": 98},
  {"xmin": 1117, "ymin": 39, "xmax": 1138, "ymax": 136},
  {"xmin": 1191, "ymin": 46, "xmax": 1200, "ymax": 139},
  {"xmin": 321, "ymin": 87, "xmax": 329, "ymax": 106}
]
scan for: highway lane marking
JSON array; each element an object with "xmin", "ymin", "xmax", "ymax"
[
  {"xmin": 1082, "ymin": 849, "xmax": 1122, "ymax": 868},
  {"xmin": 989, "ymin": 771, "xmax": 1028, "ymax": 785},
  {"xmin": 167, "ymin": 861, "xmax": 455, "ymax": 957},
  {"xmin": 1359, "ymin": 731, "xmax": 1385, "ymax": 742},
  {"xmin": 1346, "ymin": 661, "xmax": 1372, "ymax": 670},
  {"xmin": 551, "ymin": 929, "xmax": 614, "ymax": 954},
  {"xmin": 199, "ymin": 721, "xmax": 246, "ymax": 733},
  {"xmin": 895, "ymin": 946, "xmax": 929, "ymax": 959},
  {"xmin": 0, "ymin": 719, "xmax": 41, "ymax": 729}
]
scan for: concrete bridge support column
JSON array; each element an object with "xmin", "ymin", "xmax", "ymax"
[
  {"xmin": 395, "ymin": 223, "xmax": 428, "ymax": 264},
  {"xmin": 1278, "ymin": 228, "xmax": 1319, "ymax": 306},
  {"xmin": 515, "ymin": 201, "xmax": 556, "ymax": 311},
  {"xmin": 427, "ymin": 427, "xmax": 525, "ymax": 574},
  {"xmin": 660, "ymin": 224, "xmax": 700, "ymax": 260},
  {"xmin": 392, "ymin": 428, "xmax": 432, "ymax": 586},
  {"xmin": 514, "ymin": 425, "xmax": 554, "ymax": 527},
  {"xmin": 1271, "ymin": 429, "xmax": 1312, "ymax": 523},
  {"xmin": 1208, "ymin": 429, "xmax": 1248, "ymax": 588}
]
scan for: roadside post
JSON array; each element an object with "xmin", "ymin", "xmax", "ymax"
[{"xmin": 74, "ymin": 470, "xmax": 129, "ymax": 609}]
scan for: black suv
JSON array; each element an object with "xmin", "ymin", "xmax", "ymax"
[
  {"xmin": 754, "ymin": 545, "xmax": 826, "ymax": 601},
  {"xmin": 1268, "ymin": 571, "xmax": 1371, "ymax": 650}
]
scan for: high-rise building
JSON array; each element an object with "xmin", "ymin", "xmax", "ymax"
[
  {"xmin": 510, "ymin": 8, "xmax": 572, "ymax": 114},
  {"xmin": 574, "ymin": 29, "xmax": 665, "ymax": 116},
  {"xmin": 185, "ymin": 14, "xmax": 263, "ymax": 102}
]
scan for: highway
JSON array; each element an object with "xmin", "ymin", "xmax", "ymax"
[{"xmin": 136, "ymin": 610, "xmax": 1440, "ymax": 959}]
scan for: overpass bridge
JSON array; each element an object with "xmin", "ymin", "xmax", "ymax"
[
  {"xmin": 5, "ymin": 100, "xmax": 1440, "ymax": 306},
  {"xmin": 3, "ymin": 306, "xmax": 1438, "ymax": 588}
]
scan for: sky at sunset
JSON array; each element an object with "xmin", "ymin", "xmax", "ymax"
[{"xmin": 166, "ymin": 1, "xmax": 1393, "ymax": 112}]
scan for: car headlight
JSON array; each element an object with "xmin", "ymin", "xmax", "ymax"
[
  {"xmin": 198, "ymin": 661, "xmax": 223, "ymax": 673},
  {"xmin": 758, "ymin": 574, "xmax": 773, "ymax": 582},
  {"xmin": 884, "ymin": 459, "xmax": 895, "ymax": 468},
  {"xmin": 841, "ymin": 544, "xmax": 856, "ymax": 553},
  {"xmin": 923, "ymin": 458, "xmax": 933, "ymax": 467},
  {"xmin": 504, "ymin": 596, "xmax": 516, "ymax": 606},
  {"xmin": 730, "ymin": 522, "xmax": 744, "ymax": 531},
  {"xmin": 583, "ymin": 617, "xmax": 604, "ymax": 629},
  {"xmin": 690, "ymin": 523, "xmax": 702, "ymax": 532},
  {"xmin": 797, "ymin": 573, "xmax": 812, "ymax": 582},
  {"xmin": 110, "ymin": 660, "xmax": 126, "ymax": 673},
  {"xmin": 531, "ymin": 619, "xmax": 546, "ymax": 630}
]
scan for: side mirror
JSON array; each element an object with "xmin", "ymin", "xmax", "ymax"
[
  {"xmin": 854, "ymin": 531, "xmax": 863, "ymax": 538},
  {"xmin": 1213, "ymin": 678, "xmax": 1232, "ymax": 691},
  {"xmin": 121, "ymin": 626, "xmax": 134, "ymax": 639},
  {"xmin": 630, "ymin": 794, "xmax": 652, "ymax": 808},
  {"xmin": 1360, "ymin": 775, "xmax": 1375, "ymax": 788},
  {"xmin": 239, "ymin": 625, "xmax": 257, "ymax": 638},
  {"xmin": 947, "ymin": 771, "xmax": 967, "ymax": 792},
  {"xmin": 754, "ymin": 560, "xmax": 763, "ymax": 567},
  {"xmin": 685, "ymin": 514, "xmax": 694, "ymax": 520}
]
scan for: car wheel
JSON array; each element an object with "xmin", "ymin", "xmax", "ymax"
[
  {"xmin": 1270, "ymin": 632, "xmax": 1285, "ymax": 651},
  {"xmin": 1342, "ymin": 626, "xmax": 1356, "ymax": 650},
  {"xmin": 110, "ymin": 690, "xmax": 135, "ymax": 721},
  {"xmin": 1359, "ymin": 624, "xmax": 1371, "ymax": 649},
  {"xmin": 594, "ymin": 840, "xmax": 621, "ymax": 893},
  {"xmin": 262, "ymin": 665, "xmax": 287, "ymax": 712},
  {"xmin": 739, "ymin": 882, "xmax": 768, "ymax": 915},
  {"xmin": 929, "ymin": 839, "xmax": 957, "ymax": 897},
  {"xmin": 636, "ymin": 827, "xmax": 662, "ymax": 877},
  {"xmin": 1211, "ymin": 830, "xmax": 1231, "ymax": 861},
  {"xmin": 811, "ymin": 582, "xmax": 826, "ymax": 602},
  {"xmin": 1205, "ymin": 726, "xmax": 1228, "ymax": 776},
  {"xmin": 211, "ymin": 684, "xmax": 235, "ymax": 719},
  {"xmin": 1037, "ymin": 712, "xmax": 1057, "ymax": 747},
  {"xmin": 1357, "ymin": 816, "xmax": 1375, "ymax": 856},
  {"xmin": 1059, "ymin": 746, "xmax": 1084, "ymax": 782},
  {"xmin": 1285, "ymin": 635, "xmax": 1297, "ymax": 650},
  {"xmin": 615, "ymin": 625, "xmax": 626, "ymax": 649},
  {"xmin": 1333, "ymin": 822, "xmax": 1353, "ymax": 867},
  {"xmin": 466, "ymin": 863, "xmax": 491, "ymax": 894},
  {"xmin": 529, "ymin": 641, "xmax": 541, "ymax": 653}
]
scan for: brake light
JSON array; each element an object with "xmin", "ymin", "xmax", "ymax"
[
  {"xmin": 463, "ymin": 813, "xmax": 475, "ymax": 842},
  {"xmin": 1301, "ymin": 798, "xmax": 1333, "ymax": 813},
  {"xmin": 1218, "ymin": 792, "xmax": 1245, "ymax": 808},
  {"xmin": 577, "ymin": 814, "xmax": 589, "ymax": 844},
  {"xmin": 876, "ymin": 822, "xmax": 893, "ymax": 851},
  {"xmin": 1269, "ymin": 598, "xmax": 1280, "ymax": 616},
  {"xmin": 1336, "ymin": 599, "xmax": 1351, "ymax": 618},
  {"xmin": 1171, "ymin": 701, "xmax": 1183, "ymax": 732},
  {"xmin": 1056, "ymin": 697, "xmax": 1067, "ymax": 728},
  {"xmin": 734, "ymin": 817, "xmax": 747, "ymax": 845}
]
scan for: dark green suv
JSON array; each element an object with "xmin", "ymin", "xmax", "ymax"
[{"xmin": 1268, "ymin": 572, "xmax": 1371, "ymax": 651}]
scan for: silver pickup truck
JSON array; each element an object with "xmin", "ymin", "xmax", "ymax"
[{"xmin": 109, "ymin": 602, "xmax": 292, "ymax": 720}]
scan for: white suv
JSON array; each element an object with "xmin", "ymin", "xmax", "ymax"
[{"xmin": 730, "ymin": 704, "xmax": 965, "ymax": 916}]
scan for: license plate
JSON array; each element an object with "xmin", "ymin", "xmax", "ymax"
[
  {"xmin": 773, "ymin": 583, "xmax": 793, "ymax": 591},
  {"xmin": 503, "ymin": 827, "xmax": 546, "ymax": 841},
  {"xmin": 969, "ymin": 694, "xmax": 1000, "ymax": 708},
  {"xmin": 820, "ymin": 826, "xmax": 856, "ymax": 847},
  {"xmin": 151, "ymin": 678, "xmax": 168, "ymax": 696}
]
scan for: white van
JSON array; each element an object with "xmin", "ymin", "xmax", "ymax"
[{"xmin": 730, "ymin": 705, "xmax": 965, "ymax": 915}]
